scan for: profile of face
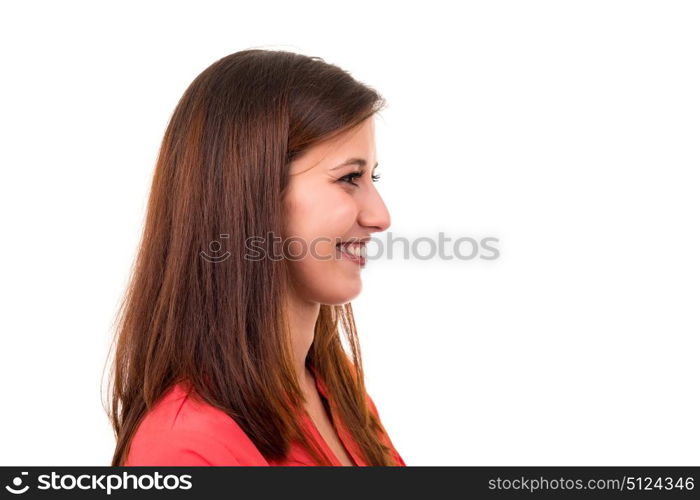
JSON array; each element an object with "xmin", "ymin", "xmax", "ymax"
[{"xmin": 282, "ymin": 116, "xmax": 391, "ymax": 306}]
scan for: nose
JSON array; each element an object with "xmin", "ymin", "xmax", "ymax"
[{"xmin": 358, "ymin": 187, "xmax": 391, "ymax": 233}]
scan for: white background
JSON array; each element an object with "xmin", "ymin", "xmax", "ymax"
[{"xmin": 1, "ymin": 0, "xmax": 698, "ymax": 466}]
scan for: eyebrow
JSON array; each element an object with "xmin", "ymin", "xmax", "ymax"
[{"xmin": 330, "ymin": 158, "xmax": 379, "ymax": 170}]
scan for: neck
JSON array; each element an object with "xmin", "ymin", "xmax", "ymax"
[{"xmin": 284, "ymin": 289, "xmax": 320, "ymax": 388}]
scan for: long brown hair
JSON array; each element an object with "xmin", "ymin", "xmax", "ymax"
[{"xmin": 104, "ymin": 49, "xmax": 399, "ymax": 466}]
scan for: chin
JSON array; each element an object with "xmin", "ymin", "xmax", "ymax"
[{"xmin": 318, "ymin": 282, "xmax": 363, "ymax": 305}]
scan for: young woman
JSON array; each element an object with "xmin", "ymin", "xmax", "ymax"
[{"xmin": 107, "ymin": 49, "xmax": 404, "ymax": 466}]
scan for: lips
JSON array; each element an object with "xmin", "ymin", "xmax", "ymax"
[
  {"xmin": 335, "ymin": 241, "xmax": 367, "ymax": 264},
  {"xmin": 335, "ymin": 237, "xmax": 370, "ymax": 247}
]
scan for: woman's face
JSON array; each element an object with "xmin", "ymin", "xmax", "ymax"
[{"xmin": 282, "ymin": 116, "xmax": 391, "ymax": 305}]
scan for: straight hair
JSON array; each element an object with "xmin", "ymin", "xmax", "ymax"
[{"xmin": 105, "ymin": 49, "xmax": 399, "ymax": 466}]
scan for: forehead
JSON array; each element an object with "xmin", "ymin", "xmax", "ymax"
[{"xmin": 288, "ymin": 117, "xmax": 376, "ymax": 175}]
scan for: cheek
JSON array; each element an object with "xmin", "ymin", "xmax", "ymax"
[
  {"xmin": 331, "ymin": 200, "xmax": 357, "ymax": 229},
  {"xmin": 282, "ymin": 189, "xmax": 362, "ymax": 304},
  {"xmin": 285, "ymin": 188, "xmax": 357, "ymax": 245}
]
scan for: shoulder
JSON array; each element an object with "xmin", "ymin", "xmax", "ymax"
[{"xmin": 124, "ymin": 383, "xmax": 268, "ymax": 466}]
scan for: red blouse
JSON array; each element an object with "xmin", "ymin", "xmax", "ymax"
[{"xmin": 123, "ymin": 368, "xmax": 405, "ymax": 466}]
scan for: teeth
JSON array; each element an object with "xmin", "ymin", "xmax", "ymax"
[{"xmin": 341, "ymin": 244, "xmax": 366, "ymax": 258}]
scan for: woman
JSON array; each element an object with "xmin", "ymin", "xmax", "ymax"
[{"xmin": 106, "ymin": 49, "xmax": 404, "ymax": 466}]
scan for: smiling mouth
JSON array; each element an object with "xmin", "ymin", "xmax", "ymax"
[{"xmin": 335, "ymin": 242, "xmax": 366, "ymax": 266}]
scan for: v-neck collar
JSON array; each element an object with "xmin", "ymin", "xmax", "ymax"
[{"xmin": 306, "ymin": 365, "xmax": 366, "ymax": 466}]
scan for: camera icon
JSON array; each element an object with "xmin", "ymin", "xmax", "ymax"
[
  {"xmin": 200, "ymin": 234, "xmax": 231, "ymax": 263},
  {"xmin": 5, "ymin": 471, "xmax": 29, "ymax": 494}
]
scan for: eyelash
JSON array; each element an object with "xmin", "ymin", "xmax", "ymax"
[{"xmin": 339, "ymin": 170, "xmax": 381, "ymax": 187}]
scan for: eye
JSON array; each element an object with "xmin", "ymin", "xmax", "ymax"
[
  {"xmin": 338, "ymin": 171, "xmax": 363, "ymax": 187},
  {"xmin": 338, "ymin": 170, "xmax": 381, "ymax": 187}
]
